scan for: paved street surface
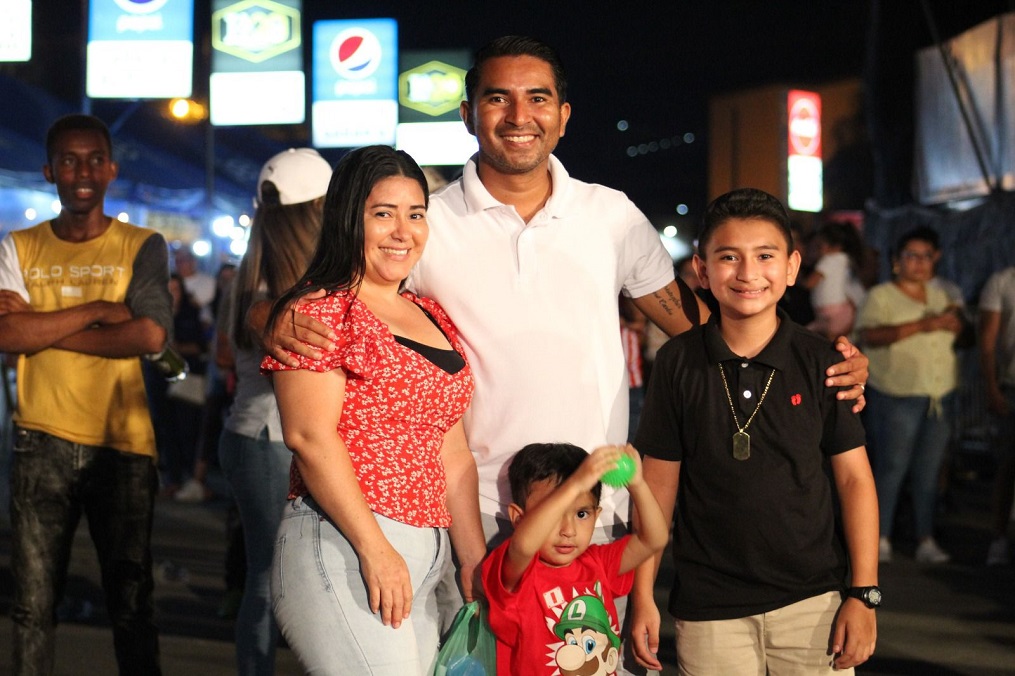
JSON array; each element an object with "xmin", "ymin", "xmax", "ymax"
[{"xmin": 0, "ymin": 467, "xmax": 1013, "ymax": 675}]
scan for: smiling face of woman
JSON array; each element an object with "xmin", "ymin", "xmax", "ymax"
[{"xmin": 360, "ymin": 175, "xmax": 428, "ymax": 290}]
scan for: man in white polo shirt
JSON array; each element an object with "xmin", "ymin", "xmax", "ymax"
[{"xmin": 407, "ymin": 39, "xmax": 686, "ymax": 534}]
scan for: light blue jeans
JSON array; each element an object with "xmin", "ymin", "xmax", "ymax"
[
  {"xmin": 272, "ymin": 496, "xmax": 450, "ymax": 675},
  {"xmin": 865, "ymin": 387, "xmax": 954, "ymax": 540},
  {"xmin": 218, "ymin": 428, "xmax": 291, "ymax": 676}
]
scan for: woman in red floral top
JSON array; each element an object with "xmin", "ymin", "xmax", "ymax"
[{"xmin": 260, "ymin": 146, "xmax": 485, "ymax": 675}]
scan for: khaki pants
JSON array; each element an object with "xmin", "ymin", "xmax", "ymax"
[{"xmin": 675, "ymin": 591, "xmax": 850, "ymax": 676}]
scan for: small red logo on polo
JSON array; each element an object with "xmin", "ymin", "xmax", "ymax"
[{"xmin": 791, "ymin": 393, "xmax": 802, "ymax": 406}]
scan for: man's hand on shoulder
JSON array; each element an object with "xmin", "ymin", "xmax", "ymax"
[
  {"xmin": 249, "ymin": 296, "xmax": 336, "ymax": 367},
  {"xmin": 828, "ymin": 336, "xmax": 869, "ymax": 413}
]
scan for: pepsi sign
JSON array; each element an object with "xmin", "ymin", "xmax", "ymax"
[
  {"xmin": 87, "ymin": 0, "xmax": 193, "ymax": 98},
  {"xmin": 312, "ymin": 18, "xmax": 398, "ymax": 147},
  {"xmin": 114, "ymin": 0, "xmax": 169, "ymax": 11},
  {"xmin": 331, "ymin": 28, "xmax": 382, "ymax": 82},
  {"xmin": 113, "ymin": 0, "xmax": 169, "ymax": 30}
]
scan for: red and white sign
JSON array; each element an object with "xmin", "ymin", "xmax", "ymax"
[
  {"xmin": 786, "ymin": 90, "xmax": 822, "ymax": 212},
  {"xmin": 787, "ymin": 90, "xmax": 821, "ymax": 158}
]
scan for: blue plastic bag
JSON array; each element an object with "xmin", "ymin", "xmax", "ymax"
[{"xmin": 433, "ymin": 600, "xmax": 497, "ymax": 676}]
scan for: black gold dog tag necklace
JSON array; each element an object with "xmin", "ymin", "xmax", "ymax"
[{"xmin": 719, "ymin": 363, "xmax": 776, "ymax": 460}]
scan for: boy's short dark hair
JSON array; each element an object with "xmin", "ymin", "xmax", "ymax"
[
  {"xmin": 508, "ymin": 443, "xmax": 601, "ymax": 507},
  {"xmin": 464, "ymin": 35, "xmax": 568, "ymax": 104},
  {"xmin": 697, "ymin": 188, "xmax": 793, "ymax": 256},
  {"xmin": 46, "ymin": 114, "xmax": 113, "ymax": 163}
]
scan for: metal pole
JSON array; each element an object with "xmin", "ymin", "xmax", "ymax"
[
  {"xmin": 81, "ymin": 0, "xmax": 91, "ymax": 114},
  {"xmin": 205, "ymin": 119, "xmax": 215, "ymax": 231}
]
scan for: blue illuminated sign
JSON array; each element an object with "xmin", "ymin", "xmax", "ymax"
[
  {"xmin": 87, "ymin": 0, "xmax": 194, "ymax": 98},
  {"xmin": 312, "ymin": 18, "xmax": 398, "ymax": 147}
]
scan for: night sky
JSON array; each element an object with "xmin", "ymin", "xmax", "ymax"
[{"xmin": 6, "ymin": 0, "xmax": 1011, "ymax": 222}]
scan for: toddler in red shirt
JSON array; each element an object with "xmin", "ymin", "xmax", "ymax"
[{"xmin": 481, "ymin": 443, "xmax": 669, "ymax": 675}]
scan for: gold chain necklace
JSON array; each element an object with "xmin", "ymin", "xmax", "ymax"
[{"xmin": 719, "ymin": 364, "xmax": 776, "ymax": 461}]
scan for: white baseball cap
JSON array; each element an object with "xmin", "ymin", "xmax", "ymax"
[{"xmin": 256, "ymin": 148, "xmax": 333, "ymax": 206}]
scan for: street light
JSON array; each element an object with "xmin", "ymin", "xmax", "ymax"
[{"xmin": 168, "ymin": 98, "xmax": 207, "ymax": 123}]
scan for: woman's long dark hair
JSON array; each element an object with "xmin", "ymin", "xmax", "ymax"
[
  {"xmin": 231, "ymin": 191, "xmax": 323, "ymax": 350},
  {"xmin": 266, "ymin": 146, "xmax": 429, "ymax": 333}
]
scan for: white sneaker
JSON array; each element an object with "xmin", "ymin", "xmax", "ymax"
[
  {"xmin": 878, "ymin": 537, "xmax": 893, "ymax": 563},
  {"xmin": 174, "ymin": 478, "xmax": 207, "ymax": 503},
  {"xmin": 986, "ymin": 537, "xmax": 1010, "ymax": 566},
  {"xmin": 915, "ymin": 538, "xmax": 951, "ymax": 564}
]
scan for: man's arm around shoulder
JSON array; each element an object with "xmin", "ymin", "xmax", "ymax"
[{"xmin": 633, "ymin": 279, "xmax": 709, "ymax": 338}]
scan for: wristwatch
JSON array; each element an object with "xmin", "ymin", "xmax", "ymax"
[{"xmin": 846, "ymin": 586, "xmax": 882, "ymax": 608}]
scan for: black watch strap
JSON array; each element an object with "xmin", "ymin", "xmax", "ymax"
[{"xmin": 846, "ymin": 585, "xmax": 882, "ymax": 608}]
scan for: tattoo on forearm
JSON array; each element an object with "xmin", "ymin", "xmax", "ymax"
[{"xmin": 654, "ymin": 287, "xmax": 683, "ymax": 316}]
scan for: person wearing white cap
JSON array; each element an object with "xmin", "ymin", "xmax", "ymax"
[{"xmin": 217, "ymin": 147, "xmax": 333, "ymax": 676}]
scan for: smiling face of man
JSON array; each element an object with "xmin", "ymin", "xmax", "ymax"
[
  {"xmin": 43, "ymin": 128, "xmax": 117, "ymax": 218},
  {"xmin": 461, "ymin": 54, "xmax": 571, "ymax": 178}
]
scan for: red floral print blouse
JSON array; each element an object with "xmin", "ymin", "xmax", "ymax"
[{"xmin": 262, "ymin": 290, "xmax": 474, "ymax": 528}]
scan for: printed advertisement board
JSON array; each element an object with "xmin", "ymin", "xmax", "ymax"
[
  {"xmin": 312, "ymin": 18, "xmax": 398, "ymax": 147},
  {"xmin": 87, "ymin": 0, "xmax": 194, "ymax": 99}
]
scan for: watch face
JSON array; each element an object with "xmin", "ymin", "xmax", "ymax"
[{"xmin": 866, "ymin": 587, "xmax": 882, "ymax": 606}]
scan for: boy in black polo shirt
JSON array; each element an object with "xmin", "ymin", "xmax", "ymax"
[{"xmin": 628, "ymin": 188, "xmax": 879, "ymax": 675}]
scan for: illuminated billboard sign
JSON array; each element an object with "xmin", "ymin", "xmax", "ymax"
[
  {"xmin": 398, "ymin": 51, "xmax": 468, "ymax": 122},
  {"xmin": 87, "ymin": 0, "xmax": 194, "ymax": 99},
  {"xmin": 786, "ymin": 89, "xmax": 823, "ymax": 213},
  {"xmin": 210, "ymin": 0, "xmax": 305, "ymax": 126},
  {"xmin": 395, "ymin": 49, "xmax": 475, "ymax": 165},
  {"xmin": 0, "ymin": 0, "xmax": 31, "ymax": 62},
  {"xmin": 312, "ymin": 18, "xmax": 397, "ymax": 148}
]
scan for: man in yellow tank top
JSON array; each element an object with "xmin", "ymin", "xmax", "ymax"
[{"xmin": 0, "ymin": 114, "xmax": 172, "ymax": 675}]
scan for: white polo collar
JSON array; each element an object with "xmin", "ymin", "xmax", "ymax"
[{"xmin": 460, "ymin": 154, "xmax": 573, "ymax": 219}]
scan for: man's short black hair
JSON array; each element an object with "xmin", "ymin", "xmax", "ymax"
[
  {"xmin": 46, "ymin": 114, "xmax": 112, "ymax": 163},
  {"xmin": 464, "ymin": 35, "xmax": 568, "ymax": 104},
  {"xmin": 508, "ymin": 442, "xmax": 600, "ymax": 507}
]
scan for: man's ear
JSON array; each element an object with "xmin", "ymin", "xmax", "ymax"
[
  {"xmin": 460, "ymin": 101, "xmax": 476, "ymax": 136},
  {"xmin": 558, "ymin": 102, "xmax": 571, "ymax": 138},
  {"xmin": 42, "ymin": 163, "xmax": 54, "ymax": 184},
  {"xmin": 507, "ymin": 502, "xmax": 524, "ymax": 526}
]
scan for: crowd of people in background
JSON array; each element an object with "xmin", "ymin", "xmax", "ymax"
[{"xmin": 1, "ymin": 32, "xmax": 1014, "ymax": 676}]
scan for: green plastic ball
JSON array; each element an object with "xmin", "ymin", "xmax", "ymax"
[{"xmin": 601, "ymin": 454, "xmax": 636, "ymax": 487}]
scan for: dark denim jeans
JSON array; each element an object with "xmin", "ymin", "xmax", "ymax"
[
  {"xmin": 864, "ymin": 388, "xmax": 954, "ymax": 541},
  {"xmin": 10, "ymin": 427, "xmax": 161, "ymax": 676}
]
